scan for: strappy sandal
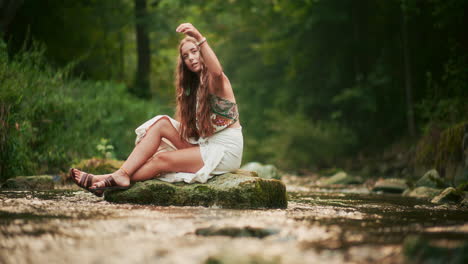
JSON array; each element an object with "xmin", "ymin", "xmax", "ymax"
[
  {"xmin": 69, "ymin": 168, "xmax": 103, "ymax": 197},
  {"xmin": 92, "ymin": 175, "xmax": 131, "ymax": 191}
]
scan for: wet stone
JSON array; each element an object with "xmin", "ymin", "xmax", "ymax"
[
  {"xmin": 460, "ymin": 195, "xmax": 468, "ymax": 207},
  {"xmin": 320, "ymin": 172, "xmax": 362, "ymax": 185},
  {"xmin": 372, "ymin": 178, "xmax": 408, "ymax": 194},
  {"xmin": 415, "ymin": 169, "xmax": 446, "ymax": 188},
  {"xmin": 431, "ymin": 187, "xmax": 463, "ymax": 204},
  {"xmin": 2, "ymin": 174, "xmax": 468, "ymax": 264},
  {"xmin": 403, "ymin": 235, "xmax": 468, "ymax": 264},
  {"xmin": 104, "ymin": 172, "xmax": 288, "ymax": 209},
  {"xmin": 204, "ymin": 254, "xmax": 281, "ymax": 264},
  {"xmin": 403, "ymin": 186, "xmax": 441, "ymax": 200},
  {"xmin": 1, "ymin": 175, "xmax": 54, "ymax": 190},
  {"xmin": 240, "ymin": 162, "xmax": 281, "ymax": 180},
  {"xmin": 195, "ymin": 226, "xmax": 279, "ymax": 238}
]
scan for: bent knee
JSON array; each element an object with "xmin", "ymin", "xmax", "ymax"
[
  {"xmin": 152, "ymin": 152, "xmax": 175, "ymax": 171},
  {"xmin": 148, "ymin": 117, "xmax": 172, "ymax": 134}
]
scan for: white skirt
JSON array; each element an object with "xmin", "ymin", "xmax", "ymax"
[{"xmin": 134, "ymin": 115, "xmax": 243, "ymax": 183}]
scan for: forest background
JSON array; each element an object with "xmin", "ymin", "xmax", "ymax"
[{"xmin": 0, "ymin": 0, "xmax": 467, "ymax": 182}]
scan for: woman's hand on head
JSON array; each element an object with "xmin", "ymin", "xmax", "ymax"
[{"xmin": 176, "ymin": 23, "xmax": 203, "ymax": 41}]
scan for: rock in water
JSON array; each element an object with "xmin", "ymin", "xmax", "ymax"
[
  {"xmin": 104, "ymin": 172, "xmax": 287, "ymax": 209},
  {"xmin": 461, "ymin": 196, "xmax": 468, "ymax": 207},
  {"xmin": 195, "ymin": 226, "xmax": 279, "ymax": 238},
  {"xmin": 320, "ymin": 172, "xmax": 362, "ymax": 185},
  {"xmin": 372, "ymin": 178, "xmax": 408, "ymax": 194},
  {"xmin": 431, "ymin": 187, "xmax": 463, "ymax": 204},
  {"xmin": 403, "ymin": 235, "xmax": 468, "ymax": 263},
  {"xmin": 1, "ymin": 175, "xmax": 54, "ymax": 190},
  {"xmin": 403, "ymin": 186, "xmax": 441, "ymax": 199},
  {"xmin": 240, "ymin": 162, "xmax": 281, "ymax": 179},
  {"xmin": 415, "ymin": 169, "xmax": 446, "ymax": 188}
]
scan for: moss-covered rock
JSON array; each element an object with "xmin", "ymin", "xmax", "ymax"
[
  {"xmin": 415, "ymin": 169, "xmax": 447, "ymax": 188},
  {"xmin": 457, "ymin": 182, "xmax": 468, "ymax": 192},
  {"xmin": 460, "ymin": 197, "xmax": 468, "ymax": 207},
  {"xmin": 319, "ymin": 172, "xmax": 362, "ymax": 185},
  {"xmin": 240, "ymin": 162, "xmax": 281, "ymax": 179},
  {"xmin": 104, "ymin": 172, "xmax": 287, "ymax": 209},
  {"xmin": 431, "ymin": 187, "xmax": 463, "ymax": 204},
  {"xmin": 204, "ymin": 254, "xmax": 280, "ymax": 264},
  {"xmin": 460, "ymin": 194, "xmax": 468, "ymax": 207},
  {"xmin": 318, "ymin": 167, "xmax": 344, "ymax": 176},
  {"xmin": 371, "ymin": 178, "xmax": 408, "ymax": 194},
  {"xmin": 1, "ymin": 175, "xmax": 54, "ymax": 190},
  {"xmin": 71, "ymin": 158, "xmax": 124, "ymax": 175},
  {"xmin": 416, "ymin": 122, "xmax": 468, "ymax": 183},
  {"xmin": 195, "ymin": 226, "xmax": 278, "ymax": 238},
  {"xmin": 403, "ymin": 235, "xmax": 468, "ymax": 264},
  {"xmin": 402, "ymin": 186, "xmax": 441, "ymax": 199}
]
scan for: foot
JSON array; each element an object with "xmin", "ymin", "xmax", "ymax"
[
  {"xmin": 91, "ymin": 169, "xmax": 130, "ymax": 189},
  {"xmin": 70, "ymin": 168, "xmax": 111, "ymax": 186}
]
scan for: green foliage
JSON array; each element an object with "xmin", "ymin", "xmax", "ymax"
[
  {"xmin": 418, "ymin": 54, "xmax": 468, "ymax": 131},
  {"xmin": 71, "ymin": 158, "xmax": 124, "ymax": 175},
  {"xmin": 0, "ymin": 40, "xmax": 163, "ymax": 181},
  {"xmin": 7, "ymin": 0, "xmax": 133, "ymax": 80},
  {"xmin": 96, "ymin": 138, "xmax": 116, "ymax": 160},
  {"xmin": 416, "ymin": 122, "xmax": 467, "ymax": 174},
  {"xmin": 4, "ymin": 0, "xmax": 468, "ymax": 172},
  {"xmin": 255, "ymin": 112, "xmax": 356, "ymax": 170}
]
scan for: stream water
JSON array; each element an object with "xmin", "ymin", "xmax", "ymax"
[{"xmin": 1, "ymin": 176, "xmax": 467, "ymax": 264}]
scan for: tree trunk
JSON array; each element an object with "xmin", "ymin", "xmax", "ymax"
[
  {"xmin": 0, "ymin": 0, "xmax": 24, "ymax": 38},
  {"xmin": 401, "ymin": 5, "xmax": 415, "ymax": 137},
  {"xmin": 119, "ymin": 30, "xmax": 125, "ymax": 80},
  {"xmin": 132, "ymin": 0, "xmax": 151, "ymax": 98},
  {"xmin": 351, "ymin": 2, "xmax": 361, "ymax": 80}
]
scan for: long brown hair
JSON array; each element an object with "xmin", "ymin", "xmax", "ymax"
[{"xmin": 175, "ymin": 36, "xmax": 213, "ymax": 140}]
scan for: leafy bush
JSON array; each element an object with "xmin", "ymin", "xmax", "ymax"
[
  {"xmin": 71, "ymin": 158, "xmax": 124, "ymax": 176},
  {"xmin": 251, "ymin": 112, "xmax": 357, "ymax": 171},
  {"xmin": 0, "ymin": 41, "xmax": 166, "ymax": 181}
]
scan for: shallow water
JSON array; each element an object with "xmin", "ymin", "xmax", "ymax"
[{"xmin": 0, "ymin": 178, "xmax": 467, "ymax": 264}]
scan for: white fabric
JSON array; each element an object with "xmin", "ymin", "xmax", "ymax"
[{"xmin": 134, "ymin": 115, "xmax": 243, "ymax": 183}]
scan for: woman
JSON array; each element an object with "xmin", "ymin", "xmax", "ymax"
[{"xmin": 70, "ymin": 23, "xmax": 243, "ymax": 196}]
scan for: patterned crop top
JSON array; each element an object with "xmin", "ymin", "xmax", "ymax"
[
  {"xmin": 209, "ymin": 94, "xmax": 239, "ymax": 133},
  {"xmin": 196, "ymin": 93, "xmax": 239, "ymax": 134}
]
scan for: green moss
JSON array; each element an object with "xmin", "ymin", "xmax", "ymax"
[
  {"xmin": 456, "ymin": 182, "xmax": 468, "ymax": 192},
  {"xmin": 104, "ymin": 173, "xmax": 287, "ymax": 209},
  {"xmin": 105, "ymin": 181, "xmax": 176, "ymax": 205},
  {"xmin": 431, "ymin": 187, "xmax": 463, "ymax": 204},
  {"xmin": 404, "ymin": 235, "xmax": 468, "ymax": 264},
  {"xmin": 71, "ymin": 158, "xmax": 124, "ymax": 175},
  {"xmin": 415, "ymin": 170, "xmax": 447, "ymax": 188},
  {"xmin": 416, "ymin": 121, "xmax": 467, "ymax": 175},
  {"xmin": 436, "ymin": 123, "xmax": 466, "ymax": 169},
  {"xmin": 2, "ymin": 175, "xmax": 54, "ymax": 190}
]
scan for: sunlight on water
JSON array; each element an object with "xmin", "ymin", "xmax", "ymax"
[{"xmin": 1, "ymin": 177, "xmax": 467, "ymax": 264}]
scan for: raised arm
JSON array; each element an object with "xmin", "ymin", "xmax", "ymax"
[{"xmin": 176, "ymin": 23, "xmax": 223, "ymax": 78}]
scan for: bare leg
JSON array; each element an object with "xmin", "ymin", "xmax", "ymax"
[
  {"xmin": 89, "ymin": 117, "xmax": 194, "ymax": 188},
  {"xmin": 120, "ymin": 117, "xmax": 194, "ymax": 174},
  {"xmin": 130, "ymin": 147, "xmax": 204, "ymax": 182}
]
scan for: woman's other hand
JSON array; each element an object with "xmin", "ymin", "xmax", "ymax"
[{"xmin": 176, "ymin": 23, "xmax": 203, "ymax": 41}]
